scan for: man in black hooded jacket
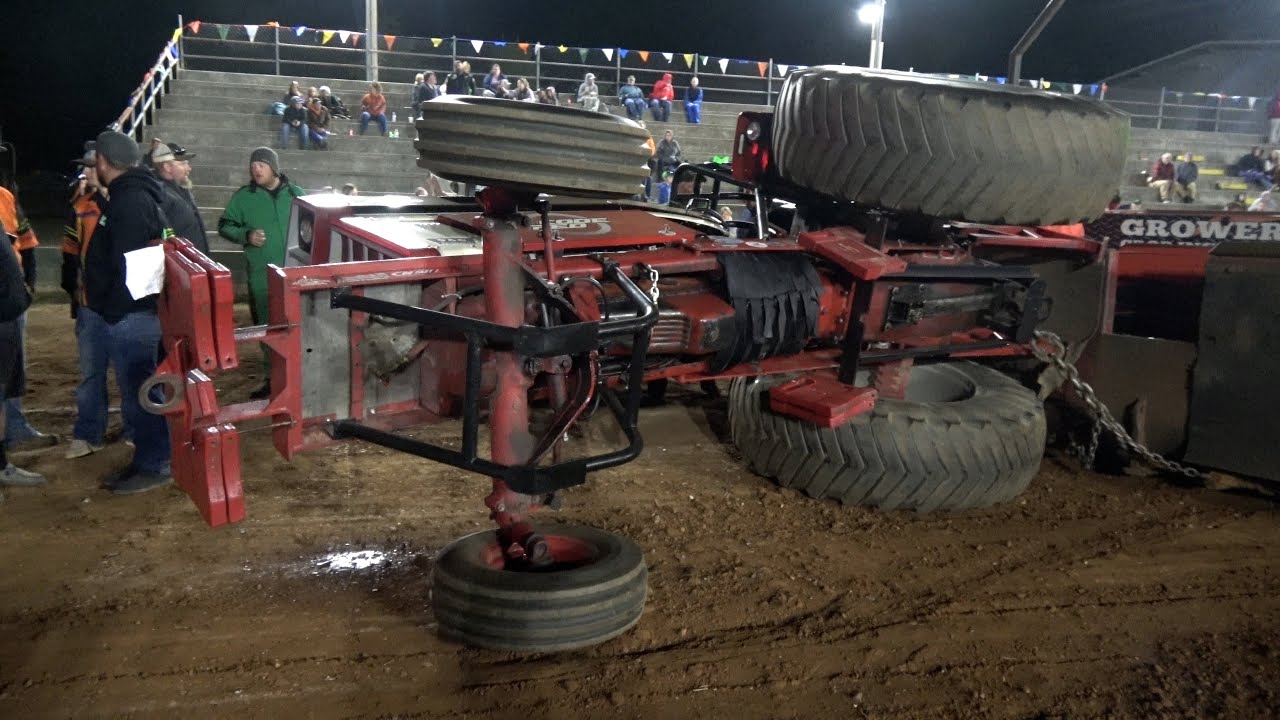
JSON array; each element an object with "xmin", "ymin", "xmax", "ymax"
[{"xmin": 86, "ymin": 130, "xmax": 173, "ymax": 495}]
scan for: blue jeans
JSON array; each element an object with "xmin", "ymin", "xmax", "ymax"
[
  {"xmin": 623, "ymin": 98, "xmax": 646, "ymax": 120},
  {"xmin": 73, "ymin": 307, "xmax": 112, "ymax": 445},
  {"xmin": 107, "ymin": 312, "xmax": 169, "ymax": 474},
  {"xmin": 360, "ymin": 112, "xmax": 387, "ymax": 135},
  {"xmin": 280, "ymin": 123, "xmax": 309, "ymax": 149},
  {"xmin": 649, "ymin": 99, "xmax": 671, "ymax": 122},
  {"xmin": 308, "ymin": 126, "xmax": 330, "ymax": 147},
  {"xmin": 3, "ymin": 313, "xmax": 40, "ymax": 444},
  {"xmin": 685, "ymin": 101, "xmax": 702, "ymax": 124}
]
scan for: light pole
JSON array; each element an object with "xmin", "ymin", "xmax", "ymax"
[
  {"xmin": 857, "ymin": 0, "xmax": 886, "ymax": 69},
  {"xmin": 365, "ymin": 0, "xmax": 379, "ymax": 81}
]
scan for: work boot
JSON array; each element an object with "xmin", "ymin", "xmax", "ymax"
[
  {"xmin": 249, "ymin": 381, "xmax": 271, "ymax": 400},
  {"xmin": 110, "ymin": 471, "xmax": 172, "ymax": 496},
  {"xmin": 65, "ymin": 439, "xmax": 106, "ymax": 459},
  {"xmin": 0, "ymin": 463, "xmax": 46, "ymax": 486}
]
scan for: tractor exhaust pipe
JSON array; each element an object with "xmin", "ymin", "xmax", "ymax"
[{"xmin": 1009, "ymin": 0, "xmax": 1067, "ymax": 86}]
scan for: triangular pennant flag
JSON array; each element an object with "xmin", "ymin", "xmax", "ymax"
[
  {"xmin": 171, "ymin": 27, "xmax": 183, "ymax": 43},
  {"xmin": 384, "ymin": 35, "xmax": 396, "ymax": 50},
  {"xmin": 322, "ymin": 30, "xmax": 335, "ymax": 44},
  {"xmin": 718, "ymin": 58, "xmax": 729, "ymax": 73},
  {"xmin": 776, "ymin": 64, "xmax": 788, "ymax": 77},
  {"xmin": 1040, "ymin": 79, "xmax": 1049, "ymax": 89},
  {"xmin": 1174, "ymin": 91, "xmax": 1184, "ymax": 100},
  {"xmin": 1088, "ymin": 84, "xmax": 1099, "ymax": 96},
  {"xmin": 295, "ymin": 25, "xmax": 308, "ymax": 37},
  {"xmin": 338, "ymin": 30, "xmax": 350, "ymax": 44},
  {"xmin": 518, "ymin": 42, "xmax": 529, "ymax": 54},
  {"xmin": 977, "ymin": 74, "xmax": 989, "ymax": 82},
  {"xmin": 1100, "ymin": 83, "xmax": 1108, "ymax": 98},
  {"xmin": 1072, "ymin": 83, "xmax": 1083, "ymax": 94},
  {"xmin": 757, "ymin": 62, "xmax": 768, "ymax": 77},
  {"xmin": 662, "ymin": 52, "xmax": 674, "ymax": 63},
  {"xmin": 494, "ymin": 41, "xmax": 506, "ymax": 47},
  {"xmin": 188, "ymin": 20, "xmax": 201, "ymax": 35},
  {"xmin": 216, "ymin": 23, "xmax": 230, "ymax": 40},
  {"xmin": 700, "ymin": 54, "xmax": 708, "ymax": 66},
  {"xmin": 472, "ymin": 39, "xmax": 484, "ymax": 53},
  {"xmin": 1249, "ymin": 97, "xmax": 1258, "ymax": 110},
  {"xmin": 558, "ymin": 45, "xmax": 568, "ymax": 53},
  {"xmin": 245, "ymin": 24, "xmax": 259, "ymax": 42},
  {"xmin": 603, "ymin": 48, "xmax": 614, "ymax": 61},
  {"xmin": 638, "ymin": 51, "xmax": 650, "ymax": 62},
  {"xmin": 578, "ymin": 47, "xmax": 589, "ymax": 62},
  {"xmin": 683, "ymin": 53, "xmax": 695, "ymax": 68},
  {"xmin": 431, "ymin": 37, "xmax": 443, "ymax": 47},
  {"xmin": 948, "ymin": 74, "xmax": 960, "ymax": 79},
  {"xmin": 995, "ymin": 76, "xmax": 1007, "ymax": 84},
  {"xmin": 351, "ymin": 32, "xmax": 362, "ymax": 46},
  {"xmin": 619, "ymin": 48, "xmax": 629, "ymax": 59}
]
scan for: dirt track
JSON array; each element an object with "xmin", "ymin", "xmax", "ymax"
[{"xmin": 1, "ymin": 302, "xmax": 1278, "ymax": 719}]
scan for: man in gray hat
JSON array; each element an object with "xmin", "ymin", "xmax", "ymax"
[
  {"xmin": 148, "ymin": 139, "xmax": 209, "ymax": 253},
  {"xmin": 86, "ymin": 130, "xmax": 173, "ymax": 495}
]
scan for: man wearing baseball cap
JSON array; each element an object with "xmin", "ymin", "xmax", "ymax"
[
  {"xmin": 217, "ymin": 147, "xmax": 305, "ymax": 399},
  {"xmin": 61, "ymin": 142, "xmax": 116, "ymax": 460},
  {"xmin": 148, "ymin": 139, "xmax": 208, "ymax": 253},
  {"xmin": 87, "ymin": 130, "xmax": 173, "ymax": 494}
]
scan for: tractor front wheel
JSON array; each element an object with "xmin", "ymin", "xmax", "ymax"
[{"xmin": 431, "ymin": 524, "xmax": 647, "ymax": 652}]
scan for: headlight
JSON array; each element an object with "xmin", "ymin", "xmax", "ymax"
[{"xmin": 744, "ymin": 121, "xmax": 762, "ymax": 142}]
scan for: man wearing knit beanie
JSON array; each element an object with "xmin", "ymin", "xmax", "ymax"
[
  {"xmin": 86, "ymin": 129, "xmax": 174, "ymax": 495},
  {"xmin": 217, "ymin": 147, "xmax": 305, "ymax": 399}
]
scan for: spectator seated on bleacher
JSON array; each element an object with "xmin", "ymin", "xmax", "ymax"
[
  {"xmin": 619, "ymin": 75, "xmax": 646, "ymax": 122},
  {"xmin": 511, "ymin": 78, "xmax": 536, "ymax": 103},
  {"xmin": 483, "ymin": 64, "xmax": 506, "ymax": 97},
  {"xmin": 445, "ymin": 61, "xmax": 477, "ymax": 96},
  {"xmin": 538, "ymin": 86, "xmax": 559, "ymax": 105},
  {"xmin": 359, "ymin": 82, "xmax": 388, "ymax": 136},
  {"xmin": 413, "ymin": 73, "xmax": 440, "ymax": 117},
  {"xmin": 650, "ymin": 73, "xmax": 675, "ymax": 122},
  {"xmin": 1148, "ymin": 153, "xmax": 1175, "ymax": 203},
  {"xmin": 319, "ymin": 86, "xmax": 350, "ymax": 119},
  {"xmin": 307, "ymin": 97, "xmax": 331, "ymax": 150},
  {"xmin": 280, "ymin": 96, "xmax": 309, "ymax": 149},
  {"xmin": 1232, "ymin": 147, "xmax": 1269, "ymax": 190},
  {"xmin": 283, "ymin": 80, "xmax": 303, "ymax": 106},
  {"xmin": 1249, "ymin": 188, "xmax": 1279, "ymax": 212},
  {"xmin": 577, "ymin": 73, "xmax": 602, "ymax": 112},
  {"xmin": 1175, "ymin": 151, "xmax": 1198, "ymax": 203},
  {"xmin": 684, "ymin": 77, "xmax": 704, "ymax": 124}
]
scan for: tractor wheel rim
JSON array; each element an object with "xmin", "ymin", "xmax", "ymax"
[{"xmin": 478, "ymin": 534, "xmax": 600, "ymax": 573}]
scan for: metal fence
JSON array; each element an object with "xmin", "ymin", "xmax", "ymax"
[
  {"xmin": 180, "ymin": 27, "xmax": 785, "ymax": 107},
  {"xmin": 1103, "ymin": 86, "xmax": 1264, "ymax": 135}
]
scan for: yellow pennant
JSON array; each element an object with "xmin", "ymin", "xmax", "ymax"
[
  {"xmin": 322, "ymin": 30, "xmax": 335, "ymax": 44},
  {"xmin": 431, "ymin": 37, "xmax": 443, "ymax": 48},
  {"xmin": 683, "ymin": 53, "xmax": 694, "ymax": 68}
]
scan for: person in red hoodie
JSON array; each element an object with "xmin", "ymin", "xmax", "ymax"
[{"xmin": 650, "ymin": 73, "xmax": 675, "ymax": 122}]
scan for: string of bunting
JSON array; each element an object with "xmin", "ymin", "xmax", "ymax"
[{"xmin": 177, "ymin": 20, "xmax": 1268, "ymax": 103}]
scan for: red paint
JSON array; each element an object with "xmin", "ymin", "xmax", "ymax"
[{"xmin": 767, "ymin": 371, "xmax": 879, "ymax": 427}]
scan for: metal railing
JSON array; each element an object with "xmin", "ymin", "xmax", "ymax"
[
  {"xmin": 180, "ymin": 27, "xmax": 784, "ymax": 107},
  {"xmin": 1104, "ymin": 86, "xmax": 1265, "ymax": 135},
  {"xmin": 112, "ymin": 33, "xmax": 183, "ymax": 142}
]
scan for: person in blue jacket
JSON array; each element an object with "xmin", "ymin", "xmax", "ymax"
[{"xmin": 684, "ymin": 76, "xmax": 704, "ymax": 124}]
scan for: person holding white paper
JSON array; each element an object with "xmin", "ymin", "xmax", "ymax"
[{"xmin": 84, "ymin": 130, "xmax": 173, "ymax": 496}]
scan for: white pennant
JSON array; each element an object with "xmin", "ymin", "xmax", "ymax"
[
  {"xmin": 661, "ymin": 52, "xmax": 674, "ymax": 63},
  {"xmin": 244, "ymin": 24, "xmax": 259, "ymax": 42},
  {"xmin": 718, "ymin": 57, "xmax": 729, "ymax": 73},
  {"xmin": 338, "ymin": 30, "xmax": 350, "ymax": 43},
  {"xmin": 701, "ymin": 55, "xmax": 708, "ymax": 66},
  {"xmin": 534, "ymin": 42, "xmax": 543, "ymax": 55},
  {"xmin": 776, "ymin": 64, "xmax": 789, "ymax": 77},
  {"xmin": 1072, "ymin": 83, "xmax": 1083, "ymax": 95},
  {"xmin": 976, "ymin": 74, "xmax": 988, "ymax": 82},
  {"xmin": 603, "ymin": 48, "xmax": 614, "ymax": 61},
  {"xmin": 471, "ymin": 39, "xmax": 484, "ymax": 53}
]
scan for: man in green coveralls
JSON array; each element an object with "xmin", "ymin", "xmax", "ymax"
[{"xmin": 217, "ymin": 147, "xmax": 305, "ymax": 399}]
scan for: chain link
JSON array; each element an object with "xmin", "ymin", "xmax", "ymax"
[
  {"xmin": 645, "ymin": 265, "xmax": 660, "ymax": 304},
  {"xmin": 1031, "ymin": 330, "xmax": 1205, "ymax": 480}
]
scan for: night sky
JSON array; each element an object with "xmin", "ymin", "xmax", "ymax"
[{"xmin": 1, "ymin": 0, "xmax": 1272, "ymax": 173}]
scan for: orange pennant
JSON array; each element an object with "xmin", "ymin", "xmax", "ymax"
[
  {"xmin": 757, "ymin": 62, "xmax": 768, "ymax": 77},
  {"xmin": 384, "ymin": 34, "xmax": 396, "ymax": 50},
  {"xmin": 188, "ymin": 20, "xmax": 201, "ymax": 35},
  {"xmin": 518, "ymin": 42, "xmax": 530, "ymax": 54},
  {"xmin": 638, "ymin": 50, "xmax": 650, "ymax": 62}
]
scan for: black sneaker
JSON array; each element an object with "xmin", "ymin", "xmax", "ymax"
[
  {"xmin": 100, "ymin": 465, "xmax": 138, "ymax": 490},
  {"xmin": 110, "ymin": 471, "xmax": 173, "ymax": 496},
  {"xmin": 249, "ymin": 382, "xmax": 271, "ymax": 400}
]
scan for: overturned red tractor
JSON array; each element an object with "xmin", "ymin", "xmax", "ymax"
[{"xmin": 147, "ymin": 68, "xmax": 1212, "ymax": 651}]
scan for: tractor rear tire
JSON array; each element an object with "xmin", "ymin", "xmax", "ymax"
[
  {"xmin": 772, "ymin": 66, "xmax": 1129, "ymax": 226},
  {"xmin": 728, "ymin": 362, "xmax": 1046, "ymax": 512},
  {"xmin": 431, "ymin": 524, "xmax": 647, "ymax": 652},
  {"xmin": 414, "ymin": 96, "xmax": 653, "ymax": 199}
]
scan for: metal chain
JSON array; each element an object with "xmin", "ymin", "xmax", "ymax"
[
  {"xmin": 645, "ymin": 265, "xmax": 660, "ymax": 304},
  {"xmin": 1031, "ymin": 331, "xmax": 1205, "ymax": 479}
]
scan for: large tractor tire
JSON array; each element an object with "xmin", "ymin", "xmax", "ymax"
[
  {"xmin": 772, "ymin": 67, "xmax": 1129, "ymax": 226},
  {"xmin": 728, "ymin": 362, "xmax": 1046, "ymax": 512},
  {"xmin": 431, "ymin": 524, "xmax": 647, "ymax": 652},
  {"xmin": 415, "ymin": 96, "xmax": 652, "ymax": 199}
]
